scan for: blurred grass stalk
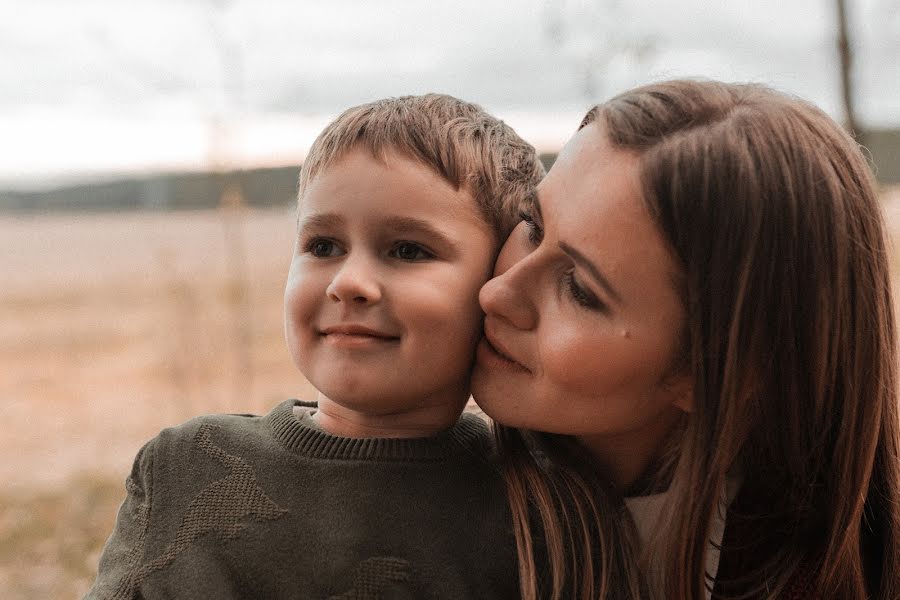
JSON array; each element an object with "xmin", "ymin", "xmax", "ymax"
[{"xmin": 219, "ymin": 182, "xmax": 254, "ymax": 410}]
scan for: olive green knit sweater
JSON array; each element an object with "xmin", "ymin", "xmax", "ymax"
[{"xmin": 86, "ymin": 400, "xmax": 519, "ymax": 599}]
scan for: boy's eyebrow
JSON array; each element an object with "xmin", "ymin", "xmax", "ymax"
[{"xmin": 298, "ymin": 212, "xmax": 344, "ymax": 231}]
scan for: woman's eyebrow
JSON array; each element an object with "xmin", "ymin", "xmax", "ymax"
[
  {"xmin": 535, "ymin": 192, "xmax": 621, "ymax": 303},
  {"xmin": 559, "ymin": 241, "xmax": 624, "ymax": 304}
]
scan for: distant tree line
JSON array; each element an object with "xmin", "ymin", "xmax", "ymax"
[
  {"xmin": 0, "ymin": 166, "xmax": 300, "ymax": 212},
  {"xmin": 0, "ymin": 141, "xmax": 897, "ymax": 212}
]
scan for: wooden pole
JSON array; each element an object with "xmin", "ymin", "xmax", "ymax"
[{"xmin": 836, "ymin": 0, "xmax": 862, "ymax": 139}]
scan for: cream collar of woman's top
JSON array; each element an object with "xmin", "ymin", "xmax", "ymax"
[{"xmin": 624, "ymin": 472, "xmax": 742, "ymax": 599}]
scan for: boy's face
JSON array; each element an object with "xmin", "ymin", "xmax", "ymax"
[{"xmin": 285, "ymin": 147, "xmax": 497, "ymax": 416}]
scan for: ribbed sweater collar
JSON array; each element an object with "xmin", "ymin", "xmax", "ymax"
[{"xmin": 266, "ymin": 399, "xmax": 491, "ymax": 462}]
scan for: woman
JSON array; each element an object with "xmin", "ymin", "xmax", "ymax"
[{"xmin": 471, "ymin": 80, "xmax": 900, "ymax": 599}]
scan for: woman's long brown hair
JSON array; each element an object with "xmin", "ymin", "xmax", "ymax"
[
  {"xmin": 496, "ymin": 80, "xmax": 900, "ymax": 599},
  {"xmin": 495, "ymin": 427, "xmax": 647, "ymax": 599}
]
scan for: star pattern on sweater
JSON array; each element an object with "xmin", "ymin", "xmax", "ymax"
[
  {"xmin": 327, "ymin": 557, "xmax": 413, "ymax": 600},
  {"xmin": 126, "ymin": 423, "xmax": 288, "ymax": 592}
]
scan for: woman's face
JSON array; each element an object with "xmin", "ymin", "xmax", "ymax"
[{"xmin": 471, "ymin": 122, "xmax": 692, "ymax": 480}]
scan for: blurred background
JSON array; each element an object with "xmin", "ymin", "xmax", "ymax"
[{"xmin": 1, "ymin": 0, "xmax": 898, "ymax": 597}]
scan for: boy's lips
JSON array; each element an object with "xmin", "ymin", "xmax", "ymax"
[{"xmin": 319, "ymin": 324, "xmax": 401, "ymax": 347}]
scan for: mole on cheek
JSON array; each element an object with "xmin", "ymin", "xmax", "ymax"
[{"xmin": 620, "ymin": 329, "xmax": 631, "ymax": 339}]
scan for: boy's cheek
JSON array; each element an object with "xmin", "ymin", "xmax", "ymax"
[
  {"xmin": 283, "ymin": 273, "xmax": 319, "ymax": 342},
  {"xmin": 285, "ymin": 255, "xmax": 308, "ymax": 283},
  {"xmin": 412, "ymin": 288, "xmax": 488, "ymax": 353},
  {"xmin": 284, "ymin": 260, "xmax": 319, "ymax": 302}
]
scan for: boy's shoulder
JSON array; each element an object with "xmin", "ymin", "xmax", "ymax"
[
  {"xmin": 157, "ymin": 407, "xmax": 268, "ymax": 442},
  {"xmin": 143, "ymin": 401, "xmax": 291, "ymax": 472}
]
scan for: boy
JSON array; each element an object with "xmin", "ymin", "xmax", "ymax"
[{"xmin": 87, "ymin": 94, "xmax": 544, "ymax": 599}]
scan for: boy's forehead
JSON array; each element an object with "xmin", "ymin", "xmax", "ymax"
[
  {"xmin": 316, "ymin": 144, "xmax": 439, "ymax": 184},
  {"xmin": 300, "ymin": 146, "xmax": 488, "ymax": 224}
]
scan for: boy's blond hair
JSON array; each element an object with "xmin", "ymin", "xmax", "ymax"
[{"xmin": 298, "ymin": 94, "xmax": 545, "ymax": 239}]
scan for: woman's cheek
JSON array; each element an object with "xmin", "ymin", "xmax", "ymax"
[
  {"xmin": 539, "ymin": 324, "xmax": 635, "ymax": 398},
  {"xmin": 540, "ymin": 325, "xmax": 600, "ymax": 391}
]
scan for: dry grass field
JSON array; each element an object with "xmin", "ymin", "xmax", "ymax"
[
  {"xmin": 0, "ymin": 206, "xmax": 315, "ymax": 598},
  {"xmin": 2, "ymin": 189, "xmax": 900, "ymax": 598}
]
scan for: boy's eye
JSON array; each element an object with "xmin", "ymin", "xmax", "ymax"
[
  {"xmin": 519, "ymin": 211, "xmax": 543, "ymax": 245},
  {"xmin": 390, "ymin": 241, "xmax": 433, "ymax": 261},
  {"xmin": 305, "ymin": 238, "xmax": 343, "ymax": 258}
]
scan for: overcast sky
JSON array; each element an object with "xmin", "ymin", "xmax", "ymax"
[{"xmin": 2, "ymin": 0, "xmax": 898, "ymax": 188}]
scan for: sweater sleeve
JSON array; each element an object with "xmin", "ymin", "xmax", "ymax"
[{"xmin": 84, "ymin": 437, "xmax": 156, "ymax": 600}]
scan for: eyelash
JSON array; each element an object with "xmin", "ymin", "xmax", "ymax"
[
  {"xmin": 302, "ymin": 237, "xmax": 434, "ymax": 262},
  {"xmin": 564, "ymin": 271, "xmax": 604, "ymax": 311},
  {"xmin": 388, "ymin": 241, "xmax": 434, "ymax": 261},
  {"xmin": 516, "ymin": 211, "xmax": 605, "ymax": 312},
  {"xmin": 304, "ymin": 237, "xmax": 342, "ymax": 257},
  {"xmin": 519, "ymin": 211, "xmax": 543, "ymax": 244}
]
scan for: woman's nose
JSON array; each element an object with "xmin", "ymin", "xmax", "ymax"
[
  {"xmin": 326, "ymin": 255, "xmax": 382, "ymax": 304},
  {"xmin": 479, "ymin": 255, "xmax": 537, "ymax": 330}
]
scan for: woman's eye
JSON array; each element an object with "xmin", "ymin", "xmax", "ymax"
[
  {"xmin": 390, "ymin": 241, "xmax": 433, "ymax": 261},
  {"xmin": 564, "ymin": 271, "xmax": 604, "ymax": 311},
  {"xmin": 305, "ymin": 238, "xmax": 342, "ymax": 258},
  {"xmin": 519, "ymin": 211, "xmax": 543, "ymax": 245}
]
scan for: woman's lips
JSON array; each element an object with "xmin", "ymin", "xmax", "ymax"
[{"xmin": 478, "ymin": 332, "xmax": 530, "ymax": 373}]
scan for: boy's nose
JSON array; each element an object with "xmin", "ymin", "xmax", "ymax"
[{"xmin": 326, "ymin": 258, "xmax": 382, "ymax": 304}]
